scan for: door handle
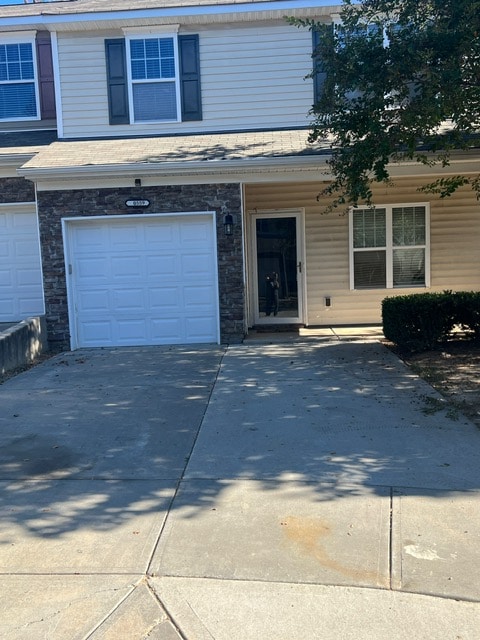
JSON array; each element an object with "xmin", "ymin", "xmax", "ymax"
[{"xmin": 297, "ymin": 261, "xmax": 302, "ymax": 273}]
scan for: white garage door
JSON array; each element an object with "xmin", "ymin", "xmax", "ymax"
[
  {"xmin": 65, "ymin": 213, "xmax": 219, "ymax": 348},
  {"xmin": 0, "ymin": 204, "xmax": 44, "ymax": 322}
]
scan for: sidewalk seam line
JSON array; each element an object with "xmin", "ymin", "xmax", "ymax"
[
  {"xmin": 146, "ymin": 578, "xmax": 189, "ymax": 640},
  {"xmin": 389, "ymin": 487, "xmax": 394, "ymax": 591},
  {"xmin": 81, "ymin": 577, "xmax": 142, "ymax": 640},
  {"xmin": 145, "ymin": 346, "xmax": 228, "ymax": 575}
]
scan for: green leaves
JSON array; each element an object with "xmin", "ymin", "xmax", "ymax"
[{"xmin": 297, "ymin": 0, "xmax": 480, "ymax": 210}]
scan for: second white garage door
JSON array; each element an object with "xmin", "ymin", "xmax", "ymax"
[
  {"xmin": 64, "ymin": 213, "xmax": 219, "ymax": 348},
  {"xmin": 0, "ymin": 204, "xmax": 44, "ymax": 322}
]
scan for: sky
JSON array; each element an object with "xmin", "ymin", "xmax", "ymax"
[{"xmin": 0, "ymin": 0, "xmax": 61, "ymax": 5}]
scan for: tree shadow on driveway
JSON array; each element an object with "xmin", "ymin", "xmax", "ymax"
[{"xmin": 0, "ymin": 341, "xmax": 478, "ymax": 560}]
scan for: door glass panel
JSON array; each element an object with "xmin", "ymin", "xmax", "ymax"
[{"xmin": 256, "ymin": 217, "xmax": 298, "ymax": 319}]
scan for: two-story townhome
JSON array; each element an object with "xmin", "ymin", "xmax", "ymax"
[{"xmin": 1, "ymin": 0, "xmax": 479, "ymax": 350}]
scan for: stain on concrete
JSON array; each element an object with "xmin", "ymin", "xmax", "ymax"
[{"xmin": 281, "ymin": 515, "xmax": 387, "ymax": 586}]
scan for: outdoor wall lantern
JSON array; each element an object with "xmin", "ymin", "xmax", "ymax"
[{"xmin": 224, "ymin": 213, "xmax": 234, "ymax": 236}]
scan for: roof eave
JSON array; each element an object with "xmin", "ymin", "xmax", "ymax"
[
  {"xmin": 17, "ymin": 154, "xmax": 330, "ymax": 180},
  {"xmin": 0, "ymin": 152, "xmax": 38, "ymax": 168},
  {"xmin": 17, "ymin": 151, "xmax": 480, "ymax": 186},
  {"xmin": 1, "ymin": 2, "xmax": 343, "ymax": 32}
]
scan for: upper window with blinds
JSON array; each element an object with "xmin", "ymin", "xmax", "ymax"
[
  {"xmin": 350, "ymin": 204, "xmax": 429, "ymax": 289},
  {"xmin": 105, "ymin": 34, "xmax": 202, "ymax": 126},
  {"xmin": 128, "ymin": 36, "xmax": 178, "ymax": 122},
  {"xmin": 0, "ymin": 36, "xmax": 40, "ymax": 121}
]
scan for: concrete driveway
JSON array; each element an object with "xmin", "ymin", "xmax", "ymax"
[{"xmin": 0, "ymin": 337, "xmax": 479, "ymax": 639}]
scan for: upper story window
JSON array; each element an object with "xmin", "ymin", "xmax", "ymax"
[
  {"xmin": 350, "ymin": 204, "xmax": 430, "ymax": 289},
  {"xmin": 105, "ymin": 32, "xmax": 201, "ymax": 126},
  {"xmin": 128, "ymin": 36, "xmax": 179, "ymax": 122},
  {"xmin": 0, "ymin": 34, "xmax": 39, "ymax": 121}
]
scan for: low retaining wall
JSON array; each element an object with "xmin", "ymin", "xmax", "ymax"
[{"xmin": 0, "ymin": 316, "xmax": 47, "ymax": 375}]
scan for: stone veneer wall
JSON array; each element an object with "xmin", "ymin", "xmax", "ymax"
[
  {"xmin": 37, "ymin": 183, "xmax": 245, "ymax": 347},
  {"xmin": 0, "ymin": 177, "xmax": 35, "ymax": 203}
]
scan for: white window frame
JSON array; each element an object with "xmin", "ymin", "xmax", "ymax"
[
  {"xmin": 124, "ymin": 26, "xmax": 181, "ymax": 124},
  {"xmin": 349, "ymin": 202, "xmax": 430, "ymax": 290},
  {"xmin": 0, "ymin": 31, "xmax": 40, "ymax": 122}
]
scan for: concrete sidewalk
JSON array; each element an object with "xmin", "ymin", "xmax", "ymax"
[{"xmin": 0, "ymin": 337, "xmax": 479, "ymax": 639}]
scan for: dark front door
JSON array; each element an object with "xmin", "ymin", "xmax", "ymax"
[{"xmin": 253, "ymin": 212, "xmax": 304, "ymax": 324}]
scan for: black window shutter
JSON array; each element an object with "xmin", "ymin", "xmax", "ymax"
[
  {"xmin": 312, "ymin": 29, "xmax": 327, "ymax": 104},
  {"xmin": 105, "ymin": 38, "xmax": 129, "ymax": 125},
  {"xmin": 178, "ymin": 34, "xmax": 202, "ymax": 121},
  {"xmin": 36, "ymin": 32, "xmax": 56, "ymax": 120}
]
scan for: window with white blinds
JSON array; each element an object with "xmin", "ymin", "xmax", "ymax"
[
  {"xmin": 0, "ymin": 37, "xmax": 39, "ymax": 121},
  {"xmin": 127, "ymin": 36, "xmax": 179, "ymax": 122},
  {"xmin": 350, "ymin": 204, "xmax": 429, "ymax": 289}
]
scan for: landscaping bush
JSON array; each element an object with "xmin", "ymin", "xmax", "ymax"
[
  {"xmin": 452, "ymin": 291, "xmax": 480, "ymax": 338},
  {"xmin": 383, "ymin": 290, "xmax": 480, "ymax": 351},
  {"xmin": 382, "ymin": 292, "xmax": 456, "ymax": 352}
]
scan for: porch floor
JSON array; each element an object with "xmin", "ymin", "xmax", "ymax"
[{"xmin": 244, "ymin": 325, "xmax": 385, "ymax": 342}]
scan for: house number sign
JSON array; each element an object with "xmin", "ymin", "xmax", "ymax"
[{"xmin": 125, "ymin": 199, "xmax": 150, "ymax": 208}]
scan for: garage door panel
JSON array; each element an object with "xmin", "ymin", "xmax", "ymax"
[
  {"xmin": 151, "ymin": 318, "xmax": 184, "ymax": 342},
  {"xmin": 0, "ymin": 267, "xmax": 13, "ymax": 286},
  {"xmin": 181, "ymin": 253, "xmax": 214, "ymax": 277},
  {"xmin": 77, "ymin": 257, "xmax": 109, "ymax": 279},
  {"xmin": 78, "ymin": 289, "xmax": 110, "ymax": 312},
  {"xmin": 185, "ymin": 315, "xmax": 218, "ymax": 340},
  {"xmin": 146, "ymin": 254, "xmax": 179, "ymax": 277},
  {"xmin": 67, "ymin": 214, "xmax": 218, "ymax": 347},
  {"xmin": 184, "ymin": 285, "xmax": 216, "ymax": 308},
  {"xmin": 79, "ymin": 321, "xmax": 113, "ymax": 345},
  {"xmin": 110, "ymin": 255, "xmax": 144, "ymax": 280},
  {"xmin": 18, "ymin": 295, "xmax": 44, "ymax": 315},
  {"xmin": 109, "ymin": 224, "xmax": 142, "ymax": 249},
  {"xmin": 144, "ymin": 222, "xmax": 176, "ymax": 246},
  {"xmin": 180, "ymin": 220, "xmax": 211, "ymax": 243},
  {"xmin": 17, "ymin": 268, "xmax": 42, "ymax": 286},
  {"xmin": 14, "ymin": 239, "xmax": 39, "ymax": 257},
  {"xmin": 117, "ymin": 319, "xmax": 148, "ymax": 342},
  {"xmin": 73, "ymin": 225, "xmax": 107, "ymax": 249},
  {"xmin": 0, "ymin": 296, "xmax": 14, "ymax": 315},
  {"xmin": 149, "ymin": 286, "xmax": 183, "ymax": 311},
  {"xmin": 112, "ymin": 288, "xmax": 146, "ymax": 311},
  {"xmin": 12, "ymin": 211, "xmax": 37, "ymax": 229}
]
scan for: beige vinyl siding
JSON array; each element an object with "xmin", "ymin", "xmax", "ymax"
[
  {"xmin": 57, "ymin": 33, "xmax": 112, "ymax": 138},
  {"xmin": 245, "ymin": 178, "xmax": 480, "ymax": 326},
  {"xmin": 56, "ymin": 22, "xmax": 313, "ymax": 139},
  {"xmin": 199, "ymin": 23, "xmax": 313, "ymax": 129}
]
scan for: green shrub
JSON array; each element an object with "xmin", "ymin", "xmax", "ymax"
[
  {"xmin": 383, "ymin": 290, "xmax": 480, "ymax": 351},
  {"xmin": 452, "ymin": 291, "xmax": 480, "ymax": 338},
  {"xmin": 382, "ymin": 292, "xmax": 456, "ymax": 352}
]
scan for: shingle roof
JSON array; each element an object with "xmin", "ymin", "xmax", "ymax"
[
  {"xmin": 0, "ymin": 0, "xmax": 328, "ymax": 18},
  {"xmin": 19, "ymin": 128, "xmax": 331, "ymax": 172}
]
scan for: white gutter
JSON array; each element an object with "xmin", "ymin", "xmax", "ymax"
[
  {"xmin": 17, "ymin": 154, "xmax": 331, "ymax": 180},
  {"xmin": 17, "ymin": 153, "xmax": 480, "ymax": 183},
  {"xmin": 1, "ymin": 1, "xmax": 343, "ymax": 29}
]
